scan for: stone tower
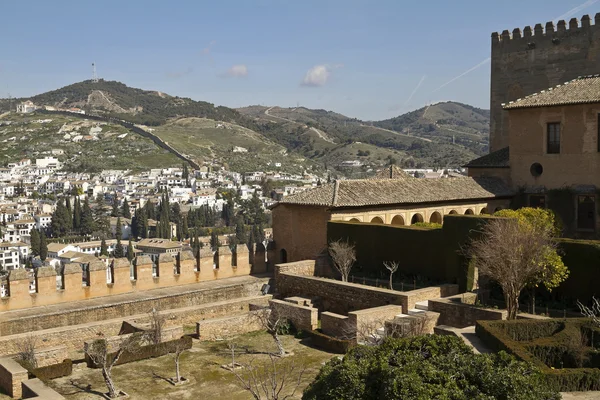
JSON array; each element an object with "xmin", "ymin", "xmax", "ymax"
[{"xmin": 490, "ymin": 14, "xmax": 600, "ymax": 152}]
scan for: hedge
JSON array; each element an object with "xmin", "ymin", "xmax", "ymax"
[
  {"xmin": 302, "ymin": 330, "xmax": 355, "ymax": 354},
  {"xmin": 86, "ymin": 336, "xmax": 193, "ymax": 368},
  {"xmin": 554, "ymin": 239, "xmax": 600, "ymax": 304},
  {"xmin": 30, "ymin": 359, "xmax": 73, "ymax": 381},
  {"xmin": 476, "ymin": 318, "xmax": 600, "ymax": 391}
]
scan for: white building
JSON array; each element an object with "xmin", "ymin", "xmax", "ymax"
[{"xmin": 16, "ymin": 101, "xmax": 36, "ymax": 114}]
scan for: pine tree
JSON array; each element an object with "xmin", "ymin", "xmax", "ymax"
[
  {"xmin": 30, "ymin": 228, "xmax": 40, "ymax": 256},
  {"xmin": 80, "ymin": 198, "xmax": 95, "ymax": 235},
  {"xmin": 100, "ymin": 238, "xmax": 109, "ymax": 256},
  {"xmin": 111, "ymin": 198, "xmax": 119, "ymax": 217},
  {"xmin": 40, "ymin": 232, "xmax": 48, "ymax": 261},
  {"xmin": 121, "ymin": 198, "xmax": 131, "ymax": 219},
  {"xmin": 127, "ymin": 239, "xmax": 134, "ymax": 261}
]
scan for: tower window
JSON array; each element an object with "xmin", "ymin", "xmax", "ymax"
[{"xmin": 547, "ymin": 123, "xmax": 560, "ymax": 154}]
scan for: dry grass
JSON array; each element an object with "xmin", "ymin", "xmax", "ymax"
[{"xmin": 49, "ymin": 331, "xmax": 335, "ymax": 399}]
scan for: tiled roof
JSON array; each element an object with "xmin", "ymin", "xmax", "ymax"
[
  {"xmin": 464, "ymin": 147, "xmax": 510, "ymax": 168},
  {"xmin": 369, "ymin": 165, "xmax": 411, "ymax": 180},
  {"xmin": 275, "ymin": 176, "xmax": 512, "ymax": 208},
  {"xmin": 503, "ymin": 75, "xmax": 600, "ymax": 109}
]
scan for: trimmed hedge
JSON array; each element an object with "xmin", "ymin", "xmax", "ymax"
[
  {"xmin": 476, "ymin": 318, "xmax": 600, "ymax": 392},
  {"xmin": 30, "ymin": 359, "xmax": 73, "ymax": 381},
  {"xmin": 86, "ymin": 336, "xmax": 193, "ymax": 368},
  {"xmin": 303, "ymin": 330, "xmax": 355, "ymax": 354},
  {"xmin": 555, "ymin": 239, "xmax": 600, "ymax": 304}
]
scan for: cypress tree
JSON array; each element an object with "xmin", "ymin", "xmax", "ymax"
[
  {"xmin": 80, "ymin": 198, "xmax": 95, "ymax": 235},
  {"xmin": 127, "ymin": 239, "xmax": 134, "ymax": 261},
  {"xmin": 111, "ymin": 198, "xmax": 119, "ymax": 217},
  {"xmin": 30, "ymin": 228, "xmax": 40, "ymax": 256},
  {"xmin": 40, "ymin": 232, "xmax": 48, "ymax": 261},
  {"xmin": 100, "ymin": 238, "xmax": 109, "ymax": 256},
  {"xmin": 73, "ymin": 198, "xmax": 81, "ymax": 231},
  {"xmin": 210, "ymin": 230, "xmax": 219, "ymax": 250},
  {"xmin": 121, "ymin": 198, "xmax": 131, "ymax": 219}
]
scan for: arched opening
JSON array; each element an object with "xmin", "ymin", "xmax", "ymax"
[
  {"xmin": 464, "ymin": 209, "xmax": 474, "ymax": 215},
  {"xmin": 370, "ymin": 216, "xmax": 384, "ymax": 224},
  {"xmin": 448, "ymin": 210, "xmax": 458, "ymax": 215},
  {"xmin": 348, "ymin": 218, "xmax": 360, "ymax": 222},
  {"xmin": 429, "ymin": 211, "xmax": 442, "ymax": 224},
  {"xmin": 280, "ymin": 249, "xmax": 287, "ymax": 263},
  {"xmin": 391, "ymin": 215, "xmax": 405, "ymax": 226},
  {"xmin": 480, "ymin": 207, "xmax": 489, "ymax": 215},
  {"xmin": 410, "ymin": 213, "xmax": 424, "ymax": 225},
  {"xmin": 494, "ymin": 207, "xmax": 503, "ymax": 213}
]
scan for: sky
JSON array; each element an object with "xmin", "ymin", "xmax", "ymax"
[{"xmin": 1, "ymin": 0, "xmax": 599, "ymax": 121}]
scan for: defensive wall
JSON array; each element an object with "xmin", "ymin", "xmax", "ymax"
[
  {"xmin": 1, "ymin": 247, "xmax": 256, "ymax": 312},
  {"xmin": 490, "ymin": 14, "xmax": 600, "ymax": 151}
]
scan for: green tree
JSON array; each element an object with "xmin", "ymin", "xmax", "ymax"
[
  {"xmin": 51, "ymin": 199, "xmax": 71, "ymax": 237},
  {"xmin": 469, "ymin": 208, "xmax": 569, "ymax": 320},
  {"xmin": 126, "ymin": 239, "xmax": 134, "ymax": 261},
  {"xmin": 113, "ymin": 217, "xmax": 124, "ymax": 257},
  {"xmin": 80, "ymin": 198, "xmax": 95, "ymax": 235},
  {"xmin": 111, "ymin": 198, "xmax": 119, "ymax": 217},
  {"xmin": 235, "ymin": 217, "xmax": 247, "ymax": 244},
  {"xmin": 121, "ymin": 198, "xmax": 131, "ymax": 219},
  {"xmin": 39, "ymin": 232, "xmax": 48, "ymax": 261},
  {"xmin": 303, "ymin": 336, "xmax": 559, "ymax": 400},
  {"xmin": 73, "ymin": 197, "xmax": 82, "ymax": 231},
  {"xmin": 100, "ymin": 238, "xmax": 109, "ymax": 257},
  {"xmin": 30, "ymin": 228, "xmax": 40, "ymax": 257},
  {"xmin": 210, "ymin": 230, "xmax": 219, "ymax": 250}
]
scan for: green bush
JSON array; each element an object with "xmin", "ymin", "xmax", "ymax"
[
  {"xmin": 30, "ymin": 359, "xmax": 72, "ymax": 381},
  {"xmin": 303, "ymin": 335, "xmax": 559, "ymax": 400},
  {"xmin": 476, "ymin": 318, "xmax": 600, "ymax": 391}
]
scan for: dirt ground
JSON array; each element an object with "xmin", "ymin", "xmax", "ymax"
[{"xmin": 49, "ymin": 332, "xmax": 336, "ymax": 400}]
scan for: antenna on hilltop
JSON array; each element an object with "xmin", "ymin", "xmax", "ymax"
[{"xmin": 92, "ymin": 62, "xmax": 98, "ymax": 83}]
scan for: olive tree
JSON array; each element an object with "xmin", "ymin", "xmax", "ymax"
[
  {"xmin": 328, "ymin": 240, "xmax": 356, "ymax": 282},
  {"xmin": 468, "ymin": 208, "xmax": 568, "ymax": 320},
  {"xmin": 383, "ymin": 261, "xmax": 399, "ymax": 290},
  {"xmin": 234, "ymin": 354, "xmax": 306, "ymax": 400}
]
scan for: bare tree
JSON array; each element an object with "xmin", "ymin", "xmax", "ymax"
[
  {"xmin": 468, "ymin": 218, "xmax": 561, "ymax": 320},
  {"xmin": 578, "ymin": 297, "xmax": 600, "ymax": 327},
  {"xmin": 233, "ymin": 354, "xmax": 306, "ymax": 400},
  {"xmin": 85, "ymin": 332, "xmax": 146, "ymax": 398},
  {"xmin": 341, "ymin": 314, "xmax": 428, "ymax": 345},
  {"xmin": 171, "ymin": 341, "xmax": 187, "ymax": 384},
  {"xmin": 251, "ymin": 308, "xmax": 287, "ymax": 356},
  {"xmin": 16, "ymin": 335, "xmax": 38, "ymax": 370},
  {"xmin": 383, "ymin": 261, "xmax": 400, "ymax": 290},
  {"xmin": 148, "ymin": 307, "xmax": 165, "ymax": 345},
  {"xmin": 328, "ymin": 239, "xmax": 356, "ymax": 282}
]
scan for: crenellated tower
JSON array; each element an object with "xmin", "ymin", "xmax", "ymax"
[{"xmin": 490, "ymin": 14, "xmax": 600, "ymax": 152}]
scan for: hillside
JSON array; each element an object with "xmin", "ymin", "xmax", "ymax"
[
  {"xmin": 0, "ymin": 81, "xmax": 487, "ymax": 173},
  {"xmin": 0, "ymin": 112, "xmax": 179, "ymax": 172}
]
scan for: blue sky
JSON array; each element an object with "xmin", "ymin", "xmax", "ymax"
[{"xmin": 1, "ymin": 0, "xmax": 598, "ymax": 120}]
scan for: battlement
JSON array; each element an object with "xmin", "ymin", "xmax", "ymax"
[{"xmin": 492, "ymin": 14, "xmax": 599, "ymax": 50}]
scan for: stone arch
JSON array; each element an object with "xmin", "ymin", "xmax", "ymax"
[
  {"xmin": 348, "ymin": 218, "xmax": 361, "ymax": 222},
  {"xmin": 391, "ymin": 215, "xmax": 405, "ymax": 226},
  {"xmin": 410, "ymin": 213, "xmax": 424, "ymax": 225},
  {"xmin": 429, "ymin": 211, "xmax": 442, "ymax": 224},
  {"xmin": 370, "ymin": 216, "xmax": 384, "ymax": 224},
  {"xmin": 464, "ymin": 209, "xmax": 474, "ymax": 215},
  {"xmin": 480, "ymin": 207, "xmax": 489, "ymax": 215},
  {"xmin": 280, "ymin": 249, "xmax": 287, "ymax": 263},
  {"xmin": 448, "ymin": 210, "xmax": 458, "ymax": 215}
]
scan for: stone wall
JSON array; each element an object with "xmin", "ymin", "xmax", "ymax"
[
  {"xmin": 0, "ymin": 356, "xmax": 28, "ymax": 399},
  {"xmin": 22, "ymin": 378, "xmax": 65, "ymax": 399},
  {"xmin": 320, "ymin": 312, "xmax": 349, "ymax": 339},
  {"xmin": 196, "ymin": 312, "xmax": 265, "ymax": 341},
  {"xmin": 2, "ymin": 247, "xmax": 254, "ymax": 312},
  {"xmin": 33, "ymin": 346, "xmax": 68, "ymax": 368},
  {"xmin": 347, "ymin": 305, "xmax": 403, "ymax": 342},
  {"xmin": 490, "ymin": 14, "xmax": 600, "ymax": 151},
  {"xmin": 428, "ymin": 294, "xmax": 507, "ymax": 328},
  {"xmin": 276, "ymin": 271, "xmax": 457, "ymax": 315},
  {"xmin": 269, "ymin": 299, "xmax": 318, "ymax": 332}
]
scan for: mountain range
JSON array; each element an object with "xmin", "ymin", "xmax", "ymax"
[{"xmin": 0, "ymin": 80, "xmax": 489, "ymax": 174}]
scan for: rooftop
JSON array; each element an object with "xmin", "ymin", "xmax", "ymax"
[
  {"xmin": 275, "ymin": 176, "xmax": 512, "ymax": 208},
  {"xmin": 463, "ymin": 147, "xmax": 510, "ymax": 169},
  {"xmin": 503, "ymin": 75, "xmax": 600, "ymax": 109},
  {"xmin": 136, "ymin": 238, "xmax": 182, "ymax": 250},
  {"xmin": 369, "ymin": 165, "xmax": 412, "ymax": 180}
]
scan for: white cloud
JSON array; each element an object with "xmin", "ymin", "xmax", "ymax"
[
  {"xmin": 301, "ymin": 65, "xmax": 332, "ymax": 87},
  {"xmin": 222, "ymin": 64, "xmax": 248, "ymax": 78}
]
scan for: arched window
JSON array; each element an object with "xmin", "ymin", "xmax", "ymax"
[
  {"xmin": 448, "ymin": 210, "xmax": 458, "ymax": 215},
  {"xmin": 370, "ymin": 216, "xmax": 384, "ymax": 224},
  {"xmin": 391, "ymin": 215, "xmax": 405, "ymax": 226},
  {"xmin": 480, "ymin": 208, "xmax": 489, "ymax": 215},
  {"xmin": 429, "ymin": 211, "xmax": 442, "ymax": 224},
  {"xmin": 280, "ymin": 249, "xmax": 287, "ymax": 263},
  {"xmin": 411, "ymin": 213, "xmax": 424, "ymax": 224},
  {"xmin": 464, "ymin": 209, "xmax": 474, "ymax": 215},
  {"xmin": 348, "ymin": 218, "xmax": 360, "ymax": 222}
]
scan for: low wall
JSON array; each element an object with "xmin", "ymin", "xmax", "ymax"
[
  {"xmin": 196, "ymin": 312, "xmax": 265, "ymax": 341},
  {"xmin": 348, "ymin": 305, "xmax": 403, "ymax": 342},
  {"xmin": 2, "ymin": 247, "xmax": 253, "ymax": 312},
  {"xmin": 428, "ymin": 295, "xmax": 507, "ymax": 328},
  {"xmin": 385, "ymin": 311, "xmax": 440, "ymax": 336},
  {"xmin": 269, "ymin": 299, "xmax": 318, "ymax": 332},
  {"xmin": 22, "ymin": 378, "xmax": 65, "ymax": 400},
  {"xmin": 0, "ymin": 357, "xmax": 28, "ymax": 399},
  {"xmin": 320, "ymin": 312, "xmax": 349, "ymax": 339},
  {"xmin": 33, "ymin": 346, "xmax": 68, "ymax": 368},
  {"xmin": 276, "ymin": 271, "xmax": 457, "ymax": 315}
]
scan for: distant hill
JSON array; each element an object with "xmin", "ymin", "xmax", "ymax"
[{"xmin": 0, "ymin": 81, "xmax": 488, "ymax": 173}]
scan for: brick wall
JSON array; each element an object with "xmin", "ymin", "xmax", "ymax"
[
  {"xmin": 269, "ymin": 299, "xmax": 318, "ymax": 332},
  {"xmin": 428, "ymin": 295, "xmax": 507, "ymax": 328},
  {"xmin": 321, "ymin": 312, "xmax": 349, "ymax": 338},
  {"xmin": 0, "ymin": 356, "xmax": 28, "ymax": 398}
]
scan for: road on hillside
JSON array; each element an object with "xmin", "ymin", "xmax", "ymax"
[{"xmin": 265, "ymin": 107, "xmax": 335, "ymax": 143}]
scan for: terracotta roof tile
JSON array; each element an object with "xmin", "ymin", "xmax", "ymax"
[{"xmin": 503, "ymin": 75, "xmax": 600, "ymax": 109}]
